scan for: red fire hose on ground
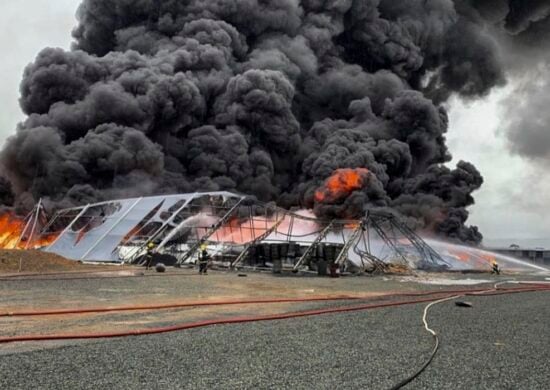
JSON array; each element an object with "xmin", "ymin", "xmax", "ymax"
[
  {"xmin": 1, "ymin": 282, "xmax": 549, "ymax": 389},
  {"xmin": 0, "ymin": 284, "xmax": 541, "ymax": 318},
  {"xmin": 0, "ymin": 295, "xmax": 362, "ymax": 317},
  {"xmin": 0, "ymin": 270, "xmax": 201, "ymax": 282},
  {"xmin": 0, "ymin": 283, "xmax": 548, "ymax": 344}
]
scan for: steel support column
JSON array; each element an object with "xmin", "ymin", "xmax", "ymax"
[
  {"xmin": 231, "ymin": 217, "xmax": 285, "ymax": 269},
  {"xmin": 292, "ymin": 221, "xmax": 334, "ymax": 271},
  {"xmin": 176, "ymin": 197, "xmax": 246, "ymax": 265},
  {"xmin": 334, "ymin": 223, "xmax": 363, "ymax": 266}
]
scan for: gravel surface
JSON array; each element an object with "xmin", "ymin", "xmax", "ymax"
[
  {"xmin": 0, "ymin": 289, "xmax": 548, "ymax": 389},
  {"xmin": 0, "ymin": 269, "xmax": 448, "ymax": 310},
  {"xmin": 0, "ymin": 270, "xmax": 510, "ymax": 338}
]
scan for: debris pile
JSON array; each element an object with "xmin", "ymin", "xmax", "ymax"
[{"xmin": 0, "ymin": 250, "xmax": 84, "ymax": 274}]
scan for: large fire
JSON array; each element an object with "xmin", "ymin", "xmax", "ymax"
[
  {"xmin": 447, "ymin": 247, "xmax": 495, "ymax": 269},
  {"xmin": 315, "ymin": 168, "xmax": 371, "ymax": 203},
  {"xmin": 0, "ymin": 212, "xmax": 57, "ymax": 250},
  {"xmin": 195, "ymin": 212, "xmax": 321, "ymax": 245},
  {"xmin": 209, "ymin": 217, "xmax": 278, "ymax": 244}
]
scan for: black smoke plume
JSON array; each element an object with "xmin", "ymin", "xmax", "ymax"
[{"xmin": 4, "ymin": 0, "xmax": 542, "ymax": 244}]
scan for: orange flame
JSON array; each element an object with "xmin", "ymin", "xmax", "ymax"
[
  {"xmin": 448, "ymin": 249, "xmax": 470, "ymax": 263},
  {"xmin": 195, "ymin": 214, "xmax": 322, "ymax": 245},
  {"xmin": 447, "ymin": 247, "xmax": 493, "ymax": 268},
  {"xmin": 200, "ymin": 217, "xmax": 279, "ymax": 245},
  {"xmin": 0, "ymin": 212, "xmax": 57, "ymax": 250},
  {"xmin": 315, "ymin": 168, "xmax": 370, "ymax": 203},
  {"xmin": 481, "ymin": 253, "xmax": 497, "ymax": 265}
]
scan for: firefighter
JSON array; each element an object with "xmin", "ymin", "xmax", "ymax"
[
  {"xmin": 329, "ymin": 262, "xmax": 340, "ymax": 278},
  {"xmin": 145, "ymin": 241, "xmax": 156, "ymax": 270},
  {"xmin": 198, "ymin": 245, "xmax": 210, "ymax": 275},
  {"xmin": 491, "ymin": 260, "xmax": 501, "ymax": 275}
]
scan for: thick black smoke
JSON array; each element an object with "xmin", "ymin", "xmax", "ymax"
[
  {"xmin": 459, "ymin": 1, "xmax": 550, "ymax": 164},
  {"xmin": 5, "ymin": 0, "xmax": 541, "ymax": 244},
  {"xmin": 0, "ymin": 177, "xmax": 14, "ymax": 208}
]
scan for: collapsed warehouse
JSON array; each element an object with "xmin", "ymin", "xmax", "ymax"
[{"xmin": 29, "ymin": 192, "xmax": 449, "ymax": 274}]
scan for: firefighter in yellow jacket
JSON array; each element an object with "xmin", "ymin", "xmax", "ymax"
[
  {"xmin": 145, "ymin": 242, "xmax": 156, "ymax": 270},
  {"xmin": 198, "ymin": 243, "xmax": 210, "ymax": 275},
  {"xmin": 491, "ymin": 260, "xmax": 500, "ymax": 275}
]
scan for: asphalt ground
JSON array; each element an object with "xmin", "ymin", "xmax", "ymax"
[{"xmin": 0, "ymin": 269, "xmax": 548, "ymax": 389}]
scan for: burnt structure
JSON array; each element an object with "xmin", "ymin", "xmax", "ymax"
[{"xmin": 36, "ymin": 192, "xmax": 448, "ymax": 273}]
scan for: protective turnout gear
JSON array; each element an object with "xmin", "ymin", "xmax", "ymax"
[
  {"xmin": 145, "ymin": 242, "xmax": 156, "ymax": 270},
  {"xmin": 199, "ymin": 249, "xmax": 210, "ymax": 275}
]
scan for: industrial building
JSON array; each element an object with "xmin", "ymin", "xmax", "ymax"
[
  {"xmin": 36, "ymin": 192, "xmax": 448, "ymax": 273},
  {"xmin": 488, "ymin": 246, "xmax": 550, "ymax": 266}
]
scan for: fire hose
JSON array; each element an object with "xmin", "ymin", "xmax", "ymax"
[
  {"xmin": 0, "ymin": 270, "xmax": 202, "ymax": 282},
  {"xmin": 0, "ymin": 284, "xmax": 548, "ymax": 346},
  {"xmin": 0, "ymin": 296, "xmax": 362, "ymax": 317},
  {"xmin": 389, "ymin": 281, "xmax": 550, "ymax": 389},
  {"xmin": 0, "ymin": 285, "xmax": 540, "ymax": 318}
]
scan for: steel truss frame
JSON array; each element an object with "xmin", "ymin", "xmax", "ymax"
[{"xmin": 35, "ymin": 193, "xmax": 449, "ymax": 270}]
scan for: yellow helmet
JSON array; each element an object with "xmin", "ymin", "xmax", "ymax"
[
  {"xmin": 147, "ymin": 242, "xmax": 155, "ymax": 249},
  {"xmin": 200, "ymin": 243, "xmax": 208, "ymax": 252}
]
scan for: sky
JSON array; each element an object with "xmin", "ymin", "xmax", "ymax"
[
  {"xmin": 0, "ymin": 0, "xmax": 547, "ymax": 245},
  {"xmin": 446, "ymin": 90, "xmax": 550, "ymax": 246},
  {"xmin": 0, "ymin": 0, "xmax": 79, "ymax": 140}
]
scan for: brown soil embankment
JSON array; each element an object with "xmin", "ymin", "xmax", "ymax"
[{"xmin": 0, "ymin": 250, "xmax": 107, "ymax": 274}]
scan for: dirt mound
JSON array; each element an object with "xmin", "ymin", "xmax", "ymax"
[{"xmin": 0, "ymin": 250, "xmax": 89, "ymax": 274}]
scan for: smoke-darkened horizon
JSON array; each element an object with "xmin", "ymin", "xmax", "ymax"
[{"xmin": 1, "ymin": 0, "xmax": 548, "ymax": 244}]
